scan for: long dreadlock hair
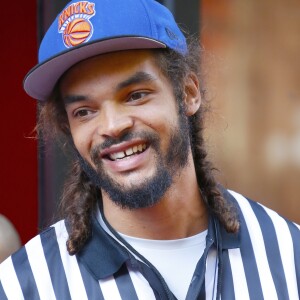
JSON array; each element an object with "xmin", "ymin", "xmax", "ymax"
[{"xmin": 37, "ymin": 36, "xmax": 239, "ymax": 255}]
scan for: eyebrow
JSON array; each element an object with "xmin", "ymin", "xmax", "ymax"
[
  {"xmin": 62, "ymin": 94, "xmax": 87, "ymax": 105},
  {"xmin": 115, "ymin": 71, "xmax": 157, "ymax": 91},
  {"xmin": 62, "ymin": 71, "xmax": 157, "ymax": 105}
]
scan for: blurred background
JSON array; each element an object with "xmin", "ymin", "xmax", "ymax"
[
  {"xmin": 201, "ymin": 0, "xmax": 300, "ymax": 224},
  {"xmin": 0, "ymin": 0, "xmax": 299, "ymax": 257}
]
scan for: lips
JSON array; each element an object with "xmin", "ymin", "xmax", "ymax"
[
  {"xmin": 98, "ymin": 141, "xmax": 150, "ymax": 173},
  {"xmin": 94, "ymin": 134, "xmax": 158, "ymax": 173}
]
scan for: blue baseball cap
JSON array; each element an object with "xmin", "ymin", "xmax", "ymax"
[{"xmin": 23, "ymin": 0, "xmax": 187, "ymax": 101}]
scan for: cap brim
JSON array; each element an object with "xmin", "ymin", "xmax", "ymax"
[{"xmin": 24, "ymin": 36, "xmax": 166, "ymax": 101}]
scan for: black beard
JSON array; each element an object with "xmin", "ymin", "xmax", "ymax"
[{"xmin": 77, "ymin": 110, "xmax": 191, "ymax": 210}]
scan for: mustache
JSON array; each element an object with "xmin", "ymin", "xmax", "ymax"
[
  {"xmin": 96, "ymin": 131, "xmax": 141, "ymax": 150},
  {"xmin": 90, "ymin": 130, "xmax": 160, "ymax": 163}
]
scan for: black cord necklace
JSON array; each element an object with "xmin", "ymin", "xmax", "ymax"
[
  {"xmin": 98, "ymin": 202, "xmax": 176, "ymax": 300},
  {"xmin": 98, "ymin": 201, "xmax": 219, "ymax": 300}
]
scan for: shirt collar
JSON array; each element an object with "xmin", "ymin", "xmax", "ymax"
[
  {"xmin": 76, "ymin": 187, "xmax": 240, "ymax": 280},
  {"xmin": 76, "ymin": 215, "xmax": 130, "ymax": 280}
]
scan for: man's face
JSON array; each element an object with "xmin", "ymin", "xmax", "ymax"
[{"xmin": 60, "ymin": 50, "xmax": 191, "ymax": 208}]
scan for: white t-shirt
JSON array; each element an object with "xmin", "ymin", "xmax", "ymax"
[
  {"xmin": 119, "ymin": 230, "xmax": 207, "ymax": 300},
  {"xmin": 97, "ymin": 212, "xmax": 207, "ymax": 299}
]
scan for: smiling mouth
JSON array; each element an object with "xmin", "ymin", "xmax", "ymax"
[{"xmin": 106, "ymin": 143, "xmax": 147, "ymax": 161}]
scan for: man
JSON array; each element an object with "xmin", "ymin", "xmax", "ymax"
[{"xmin": 0, "ymin": 0, "xmax": 299, "ymax": 299}]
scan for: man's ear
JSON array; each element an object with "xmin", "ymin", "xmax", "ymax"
[{"xmin": 183, "ymin": 72, "xmax": 201, "ymax": 116}]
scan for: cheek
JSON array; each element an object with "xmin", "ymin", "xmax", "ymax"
[
  {"xmin": 140, "ymin": 108, "xmax": 179, "ymax": 149},
  {"xmin": 70, "ymin": 124, "xmax": 94, "ymax": 161},
  {"xmin": 137, "ymin": 99, "xmax": 178, "ymax": 128}
]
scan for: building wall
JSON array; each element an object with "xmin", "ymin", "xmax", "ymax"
[{"xmin": 202, "ymin": 0, "xmax": 300, "ymax": 223}]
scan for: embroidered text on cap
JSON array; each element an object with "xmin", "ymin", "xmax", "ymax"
[{"xmin": 58, "ymin": 1, "xmax": 96, "ymax": 48}]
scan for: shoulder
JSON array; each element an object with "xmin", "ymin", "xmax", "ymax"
[
  {"xmin": 227, "ymin": 189, "xmax": 300, "ymax": 236},
  {"xmin": 2, "ymin": 219, "xmax": 69, "ymax": 268},
  {"xmin": 226, "ymin": 189, "xmax": 300, "ymax": 262},
  {"xmin": 0, "ymin": 220, "xmax": 69, "ymax": 299},
  {"xmin": 221, "ymin": 190, "xmax": 300, "ymax": 298},
  {"xmin": 24, "ymin": 219, "xmax": 69, "ymax": 258}
]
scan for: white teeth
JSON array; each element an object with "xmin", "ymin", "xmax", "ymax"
[
  {"xmin": 110, "ymin": 151, "xmax": 125, "ymax": 160},
  {"xmin": 116, "ymin": 152, "xmax": 126, "ymax": 159},
  {"xmin": 109, "ymin": 144, "xmax": 147, "ymax": 161},
  {"xmin": 125, "ymin": 148, "xmax": 133, "ymax": 156}
]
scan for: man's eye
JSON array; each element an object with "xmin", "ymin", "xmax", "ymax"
[
  {"xmin": 127, "ymin": 91, "xmax": 148, "ymax": 102},
  {"xmin": 74, "ymin": 109, "xmax": 91, "ymax": 117}
]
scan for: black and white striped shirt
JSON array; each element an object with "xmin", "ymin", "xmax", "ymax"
[{"xmin": 0, "ymin": 189, "xmax": 299, "ymax": 299}]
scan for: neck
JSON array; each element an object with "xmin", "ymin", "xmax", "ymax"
[{"xmin": 102, "ymin": 155, "xmax": 208, "ymax": 240}]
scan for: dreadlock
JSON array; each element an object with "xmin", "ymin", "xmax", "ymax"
[
  {"xmin": 37, "ymin": 35, "xmax": 239, "ymax": 255},
  {"xmin": 155, "ymin": 37, "xmax": 240, "ymax": 236}
]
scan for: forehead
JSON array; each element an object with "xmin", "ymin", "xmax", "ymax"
[{"xmin": 59, "ymin": 49, "xmax": 167, "ymax": 93}]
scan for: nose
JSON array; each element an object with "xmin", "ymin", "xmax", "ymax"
[{"xmin": 96, "ymin": 102, "xmax": 134, "ymax": 138}]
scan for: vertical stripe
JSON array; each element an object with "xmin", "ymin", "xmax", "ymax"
[
  {"xmin": 258, "ymin": 203, "xmax": 298, "ymax": 299},
  {"xmin": 77, "ymin": 261, "xmax": 105, "ymax": 300},
  {"xmin": 0, "ymin": 280, "xmax": 8, "ymax": 300},
  {"xmin": 228, "ymin": 248, "xmax": 249, "ymax": 300},
  {"xmin": 114, "ymin": 263, "xmax": 139, "ymax": 300},
  {"xmin": 53, "ymin": 222, "xmax": 88, "ymax": 300},
  {"xmin": 99, "ymin": 276, "xmax": 122, "ymax": 300},
  {"xmin": 205, "ymin": 249, "xmax": 218, "ymax": 300},
  {"xmin": 230, "ymin": 191, "xmax": 278, "ymax": 299},
  {"xmin": 0, "ymin": 256, "xmax": 24, "ymax": 299},
  {"xmin": 221, "ymin": 250, "xmax": 235, "ymax": 300},
  {"xmin": 232, "ymin": 206, "xmax": 264, "ymax": 299},
  {"xmin": 249, "ymin": 202, "xmax": 288, "ymax": 299},
  {"xmin": 39, "ymin": 227, "xmax": 71, "ymax": 300},
  {"xmin": 287, "ymin": 221, "xmax": 300, "ymax": 298},
  {"xmin": 128, "ymin": 266, "xmax": 157, "ymax": 299},
  {"xmin": 25, "ymin": 235, "xmax": 56, "ymax": 300},
  {"xmin": 12, "ymin": 247, "xmax": 40, "ymax": 300}
]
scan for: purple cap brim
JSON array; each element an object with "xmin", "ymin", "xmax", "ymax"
[{"xmin": 24, "ymin": 36, "xmax": 166, "ymax": 101}]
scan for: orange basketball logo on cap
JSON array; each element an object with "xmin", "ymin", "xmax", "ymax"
[{"xmin": 58, "ymin": 1, "xmax": 96, "ymax": 48}]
